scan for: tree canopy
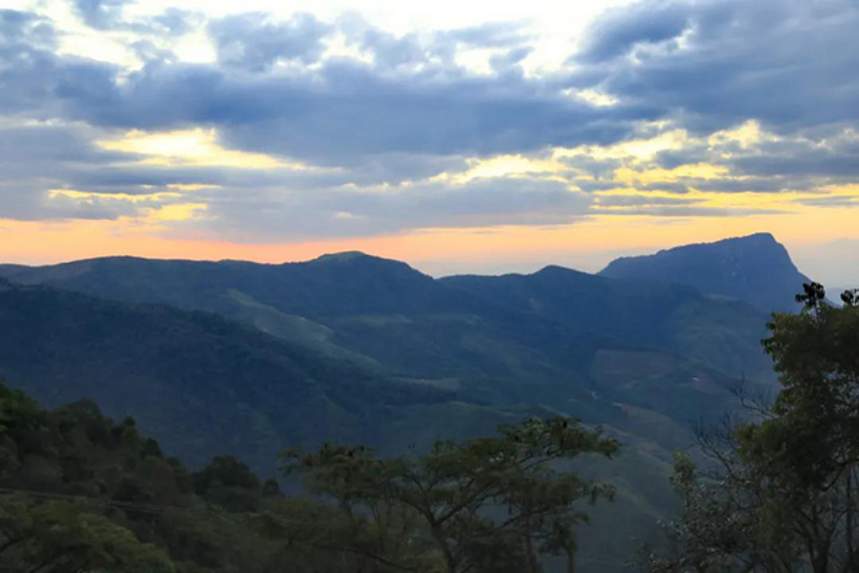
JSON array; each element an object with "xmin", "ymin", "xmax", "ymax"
[
  {"xmin": 0, "ymin": 378, "xmax": 619, "ymax": 572},
  {"xmin": 283, "ymin": 417, "xmax": 619, "ymax": 573},
  {"xmin": 645, "ymin": 283, "xmax": 859, "ymax": 572}
]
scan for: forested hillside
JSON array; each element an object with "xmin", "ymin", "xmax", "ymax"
[
  {"xmin": 0, "ymin": 281, "xmax": 454, "ymax": 473},
  {"xmin": 5, "ymin": 281, "xmax": 856, "ymax": 571},
  {"xmin": 0, "ymin": 236, "xmax": 778, "ymax": 384},
  {"xmin": 0, "ymin": 381, "xmax": 287, "ymax": 572},
  {"xmin": 0, "ymin": 234, "xmax": 805, "ymax": 570},
  {"xmin": 0, "ymin": 381, "xmax": 621, "ymax": 573}
]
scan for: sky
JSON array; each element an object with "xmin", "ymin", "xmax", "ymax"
[{"xmin": 1, "ymin": 0, "xmax": 858, "ymax": 283}]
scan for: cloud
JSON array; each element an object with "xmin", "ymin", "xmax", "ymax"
[
  {"xmin": 0, "ymin": 8, "xmax": 650, "ymax": 166},
  {"xmin": 795, "ymin": 196, "xmax": 859, "ymax": 208},
  {"xmin": 594, "ymin": 194, "xmax": 696, "ymax": 207},
  {"xmin": 594, "ymin": 205, "xmax": 786, "ymax": 218},
  {"xmin": 74, "ymin": 0, "xmax": 129, "ymax": 29},
  {"xmin": 576, "ymin": 0, "xmax": 693, "ymax": 63},
  {"xmin": 1, "ymin": 0, "xmax": 859, "ymax": 241},
  {"xmin": 0, "ymin": 120, "xmax": 593, "ymax": 235},
  {"xmin": 19, "ymin": 1, "xmax": 858, "ymax": 165},
  {"xmin": 442, "ymin": 22, "xmax": 531, "ymax": 48},
  {"xmin": 574, "ymin": 0, "xmax": 859, "ymax": 134},
  {"xmin": 0, "ymin": 122, "xmax": 141, "ymax": 220},
  {"xmin": 0, "ymin": 10, "xmax": 62, "ymax": 118},
  {"xmin": 727, "ymin": 136, "xmax": 859, "ymax": 178},
  {"xmin": 0, "ymin": 9, "xmax": 56, "ymax": 46},
  {"xmin": 181, "ymin": 177, "xmax": 592, "ymax": 241},
  {"xmin": 209, "ymin": 12, "xmax": 332, "ymax": 71},
  {"xmin": 630, "ymin": 123, "xmax": 859, "ymax": 193},
  {"xmin": 342, "ymin": 18, "xmax": 533, "ymax": 70},
  {"xmin": 73, "ymin": 0, "xmax": 200, "ymax": 36},
  {"xmin": 48, "ymin": 54, "xmax": 649, "ymax": 166}
]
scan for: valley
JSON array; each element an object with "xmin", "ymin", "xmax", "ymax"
[{"xmin": 0, "ymin": 233, "xmax": 812, "ymax": 570}]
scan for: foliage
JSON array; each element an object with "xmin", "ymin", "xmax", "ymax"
[
  {"xmin": 0, "ymin": 495, "xmax": 175, "ymax": 573},
  {"xmin": 283, "ymin": 417, "xmax": 619, "ymax": 572},
  {"xmin": 0, "ymin": 379, "xmax": 283, "ymax": 572},
  {"xmin": 0, "ymin": 282, "xmax": 453, "ymax": 475},
  {"xmin": 643, "ymin": 283, "xmax": 859, "ymax": 572},
  {"xmin": 1, "ymin": 379, "xmax": 623, "ymax": 572}
]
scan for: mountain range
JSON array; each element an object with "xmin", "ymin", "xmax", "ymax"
[{"xmin": 0, "ymin": 233, "xmax": 814, "ymax": 571}]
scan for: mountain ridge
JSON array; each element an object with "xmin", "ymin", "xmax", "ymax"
[
  {"xmin": 0, "ymin": 236, "xmax": 784, "ymax": 383},
  {"xmin": 599, "ymin": 232, "xmax": 810, "ymax": 311},
  {"xmin": 1, "ymin": 233, "xmax": 808, "ymax": 315}
]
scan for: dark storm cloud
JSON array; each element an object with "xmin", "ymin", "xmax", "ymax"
[
  {"xmin": 0, "ymin": 123, "xmax": 325, "ymax": 195},
  {"xmin": 213, "ymin": 68, "xmax": 645, "ymax": 163},
  {"xmin": 0, "ymin": 12, "xmax": 123, "ymax": 122},
  {"xmin": 0, "ymin": 122, "xmax": 507, "ymax": 228},
  {"xmin": 0, "ymin": 124, "xmax": 132, "ymax": 175},
  {"xmin": 0, "ymin": 120, "xmax": 467, "ymax": 207}
]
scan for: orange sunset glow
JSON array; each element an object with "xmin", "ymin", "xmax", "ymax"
[{"xmin": 1, "ymin": 0, "xmax": 858, "ymax": 283}]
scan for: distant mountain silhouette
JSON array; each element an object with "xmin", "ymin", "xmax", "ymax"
[
  {"xmin": 599, "ymin": 233, "xmax": 811, "ymax": 311},
  {"xmin": 0, "ymin": 248, "xmax": 774, "ymax": 383},
  {"xmin": 0, "ymin": 252, "xmax": 454, "ymax": 317}
]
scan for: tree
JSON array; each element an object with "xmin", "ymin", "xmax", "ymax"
[
  {"xmin": 250, "ymin": 496, "xmax": 406, "ymax": 573},
  {"xmin": 644, "ymin": 283, "xmax": 859, "ymax": 572},
  {"xmin": 192, "ymin": 455, "xmax": 267, "ymax": 513},
  {"xmin": 0, "ymin": 378, "xmax": 280, "ymax": 573},
  {"xmin": 282, "ymin": 417, "xmax": 619, "ymax": 573},
  {"xmin": 0, "ymin": 494, "xmax": 175, "ymax": 573}
]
